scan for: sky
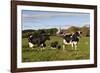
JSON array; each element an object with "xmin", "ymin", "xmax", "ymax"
[{"xmin": 22, "ymin": 10, "xmax": 90, "ymax": 30}]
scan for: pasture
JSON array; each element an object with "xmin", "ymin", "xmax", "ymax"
[{"xmin": 22, "ymin": 36, "xmax": 90, "ymax": 62}]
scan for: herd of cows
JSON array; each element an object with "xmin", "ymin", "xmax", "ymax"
[{"xmin": 28, "ymin": 31, "xmax": 82, "ymax": 50}]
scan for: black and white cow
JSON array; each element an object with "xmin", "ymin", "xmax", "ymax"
[
  {"xmin": 63, "ymin": 31, "xmax": 81, "ymax": 50},
  {"xmin": 50, "ymin": 41, "xmax": 61, "ymax": 49},
  {"xmin": 28, "ymin": 32, "xmax": 50, "ymax": 50}
]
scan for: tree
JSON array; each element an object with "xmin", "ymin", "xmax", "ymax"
[
  {"xmin": 67, "ymin": 26, "xmax": 79, "ymax": 33},
  {"xmin": 49, "ymin": 28, "xmax": 58, "ymax": 35},
  {"xmin": 22, "ymin": 30, "xmax": 35, "ymax": 38},
  {"xmin": 80, "ymin": 26, "xmax": 90, "ymax": 37}
]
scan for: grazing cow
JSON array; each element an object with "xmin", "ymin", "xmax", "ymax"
[
  {"xmin": 51, "ymin": 41, "xmax": 61, "ymax": 49},
  {"xmin": 28, "ymin": 32, "xmax": 50, "ymax": 50},
  {"xmin": 63, "ymin": 31, "xmax": 81, "ymax": 50}
]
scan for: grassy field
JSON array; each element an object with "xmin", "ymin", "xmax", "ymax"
[{"xmin": 22, "ymin": 36, "xmax": 90, "ymax": 62}]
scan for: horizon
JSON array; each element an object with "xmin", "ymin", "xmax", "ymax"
[{"xmin": 22, "ymin": 25, "xmax": 90, "ymax": 31}]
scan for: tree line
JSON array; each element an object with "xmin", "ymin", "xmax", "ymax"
[
  {"xmin": 66, "ymin": 26, "xmax": 90, "ymax": 37},
  {"xmin": 22, "ymin": 28, "xmax": 58, "ymax": 38},
  {"xmin": 22, "ymin": 26, "xmax": 90, "ymax": 38}
]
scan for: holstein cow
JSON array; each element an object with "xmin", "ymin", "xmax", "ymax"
[
  {"xmin": 50, "ymin": 41, "xmax": 61, "ymax": 49},
  {"xmin": 28, "ymin": 32, "xmax": 50, "ymax": 50},
  {"xmin": 63, "ymin": 31, "xmax": 81, "ymax": 50}
]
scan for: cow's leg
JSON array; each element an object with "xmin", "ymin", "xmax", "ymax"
[
  {"xmin": 74, "ymin": 42, "xmax": 77, "ymax": 50},
  {"xmin": 71, "ymin": 43, "xmax": 74, "ymax": 50},
  {"xmin": 63, "ymin": 39, "xmax": 67, "ymax": 50},
  {"xmin": 40, "ymin": 44, "xmax": 43, "ymax": 51},
  {"xmin": 40, "ymin": 43, "xmax": 45, "ymax": 51},
  {"xmin": 28, "ymin": 42, "xmax": 34, "ymax": 48},
  {"xmin": 63, "ymin": 44, "xmax": 65, "ymax": 50},
  {"xmin": 75, "ymin": 45, "xmax": 77, "ymax": 50}
]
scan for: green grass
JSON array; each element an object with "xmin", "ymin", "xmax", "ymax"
[{"xmin": 22, "ymin": 36, "xmax": 90, "ymax": 62}]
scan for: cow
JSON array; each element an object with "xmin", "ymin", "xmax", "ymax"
[
  {"xmin": 28, "ymin": 31, "xmax": 50, "ymax": 50},
  {"xmin": 63, "ymin": 31, "xmax": 81, "ymax": 50},
  {"xmin": 50, "ymin": 41, "xmax": 61, "ymax": 49}
]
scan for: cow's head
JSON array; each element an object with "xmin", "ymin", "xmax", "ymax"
[
  {"xmin": 29, "ymin": 34, "xmax": 33, "ymax": 38},
  {"xmin": 78, "ymin": 31, "xmax": 82, "ymax": 35},
  {"xmin": 73, "ymin": 31, "xmax": 82, "ymax": 38}
]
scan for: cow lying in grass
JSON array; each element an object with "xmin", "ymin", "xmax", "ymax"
[
  {"xmin": 28, "ymin": 32, "xmax": 50, "ymax": 50},
  {"xmin": 63, "ymin": 31, "xmax": 82, "ymax": 50},
  {"xmin": 50, "ymin": 41, "xmax": 61, "ymax": 49}
]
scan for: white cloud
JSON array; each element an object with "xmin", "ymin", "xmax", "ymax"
[{"xmin": 22, "ymin": 11, "xmax": 89, "ymax": 20}]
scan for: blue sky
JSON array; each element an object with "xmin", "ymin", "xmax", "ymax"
[{"xmin": 22, "ymin": 10, "xmax": 90, "ymax": 30}]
